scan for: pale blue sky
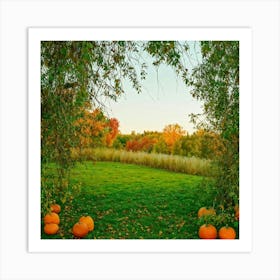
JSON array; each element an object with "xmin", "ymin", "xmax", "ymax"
[{"xmin": 106, "ymin": 41, "xmax": 203, "ymax": 134}]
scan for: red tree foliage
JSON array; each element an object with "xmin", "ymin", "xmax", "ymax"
[{"xmin": 106, "ymin": 118, "xmax": 120, "ymax": 147}]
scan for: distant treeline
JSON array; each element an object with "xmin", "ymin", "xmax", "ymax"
[
  {"xmin": 70, "ymin": 108, "xmax": 224, "ymax": 160},
  {"xmin": 112, "ymin": 127, "xmax": 224, "ymax": 160}
]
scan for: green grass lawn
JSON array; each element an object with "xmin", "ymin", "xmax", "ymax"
[{"xmin": 41, "ymin": 161, "xmax": 216, "ymax": 239}]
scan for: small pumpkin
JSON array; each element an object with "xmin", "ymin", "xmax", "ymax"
[
  {"xmin": 72, "ymin": 222, "xmax": 89, "ymax": 238},
  {"xmin": 43, "ymin": 212, "xmax": 60, "ymax": 224},
  {"xmin": 79, "ymin": 216, "xmax": 94, "ymax": 231},
  {"xmin": 50, "ymin": 204, "xmax": 61, "ymax": 214},
  {"xmin": 198, "ymin": 224, "xmax": 217, "ymax": 239},
  {"xmin": 198, "ymin": 207, "xmax": 216, "ymax": 218},
  {"xmin": 44, "ymin": 223, "xmax": 59, "ymax": 235},
  {"xmin": 219, "ymin": 226, "xmax": 236, "ymax": 239}
]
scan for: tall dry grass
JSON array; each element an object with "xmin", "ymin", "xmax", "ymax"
[{"xmin": 71, "ymin": 148, "xmax": 212, "ymax": 176}]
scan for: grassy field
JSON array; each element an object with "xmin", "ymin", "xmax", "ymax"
[
  {"xmin": 71, "ymin": 148, "xmax": 212, "ymax": 176},
  {"xmin": 41, "ymin": 161, "xmax": 216, "ymax": 239}
]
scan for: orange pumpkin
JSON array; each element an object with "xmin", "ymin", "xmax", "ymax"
[
  {"xmin": 72, "ymin": 222, "xmax": 89, "ymax": 238},
  {"xmin": 198, "ymin": 207, "xmax": 216, "ymax": 218},
  {"xmin": 79, "ymin": 216, "xmax": 94, "ymax": 231},
  {"xmin": 198, "ymin": 224, "xmax": 217, "ymax": 239},
  {"xmin": 44, "ymin": 223, "xmax": 59, "ymax": 235},
  {"xmin": 50, "ymin": 204, "xmax": 61, "ymax": 214},
  {"xmin": 219, "ymin": 226, "xmax": 236, "ymax": 239},
  {"xmin": 43, "ymin": 212, "xmax": 60, "ymax": 225},
  {"xmin": 198, "ymin": 207, "xmax": 207, "ymax": 217}
]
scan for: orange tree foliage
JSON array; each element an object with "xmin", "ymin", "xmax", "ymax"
[
  {"xmin": 75, "ymin": 109, "xmax": 120, "ymax": 149},
  {"xmin": 162, "ymin": 124, "xmax": 185, "ymax": 154},
  {"xmin": 105, "ymin": 118, "xmax": 120, "ymax": 147},
  {"xmin": 75, "ymin": 108, "xmax": 108, "ymax": 148}
]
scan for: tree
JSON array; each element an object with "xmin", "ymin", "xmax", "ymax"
[
  {"xmin": 191, "ymin": 129, "xmax": 224, "ymax": 159},
  {"xmin": 162, "ymin": 124, "xmax": 185, "ymax": 154},
  {"xmin": 105, "ymin": 118, "xmax": 120, "ymax": 147},
  {"xmin": 125, "ymin": 135, "xmax": 157, "ymax": 153},
  {"xmin": 152, "ymin": 137, "xmax": 169, "ymax": 154},
  {"xmin": 112, "ymin": 134, "xmax": 131, "ymax": 149},
  {"xmin": 74, "ymin": 108, "xmax": 109, "ymax": 149},
  {"xmin": 187, "ymin": 41, "xmax": 239, "ymax": 207}
]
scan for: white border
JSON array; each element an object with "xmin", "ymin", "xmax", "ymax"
[
  {"xmin": 28, "ymin": 27, "xmax": 252, "ymax": 253},
  {"xmin": 1, "ymin": 0, "xmax": 279, "ymax": 279}
]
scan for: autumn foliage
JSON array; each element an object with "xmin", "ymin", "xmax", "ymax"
[
  {"xmin": 75, "ymin": 109, "xmax": 120, "ymax": 149},
  {"xmin": 163, "ymin": 124, "xmax": 185, "ymax": 152},
  {"xmin": 105, "ymin": 118, "xmax": 120, "ymax": 147},
  {"xmin": 125, "ymin": 136, "xmax": 157, "ymax": 153},
  {"xmin": 112, "ymin": 125, "xmax": 223, "ymax": 160}
]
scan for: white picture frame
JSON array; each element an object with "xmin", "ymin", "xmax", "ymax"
[
  {"xmin": 28, "ymin": 27, "xmax": 252, "ymax": 253},
  {"xmin": 1, "ymin": 1, "xmax": 279, "ymax": 279}
]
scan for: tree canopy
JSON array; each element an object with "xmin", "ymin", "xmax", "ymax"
[{"xmin": 188, "ymin": 41, "xmax": 239, "ymax": 206}]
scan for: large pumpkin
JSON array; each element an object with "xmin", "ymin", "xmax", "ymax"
[
  {"xmin": 198, "ymin": 224, "xmax": 217, "ymax": 239},
  {"xmin": 198, "ymin": 207, "xmax": 216, "ymax": 218},
  {"xmin": 44, "ymin": 212, "xmax": 60, "ymax": 225},
  {"xmin": 218, "ymin": 226, "xmax": 236, "ymax": 239},
  {"xmin": 72, "ymin": 222, "xmax": 89, "ymax": 238},
  {"xmin": 50, "ymin": 204, "xmax": 61, "ymax": 214},
  {"xmin": 79, "ymin": 216, "xmax": 94, "ymax": 231},
  {"xmin": 44, "ymin": 223, "xmax": 59, "ymax": 235}
]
